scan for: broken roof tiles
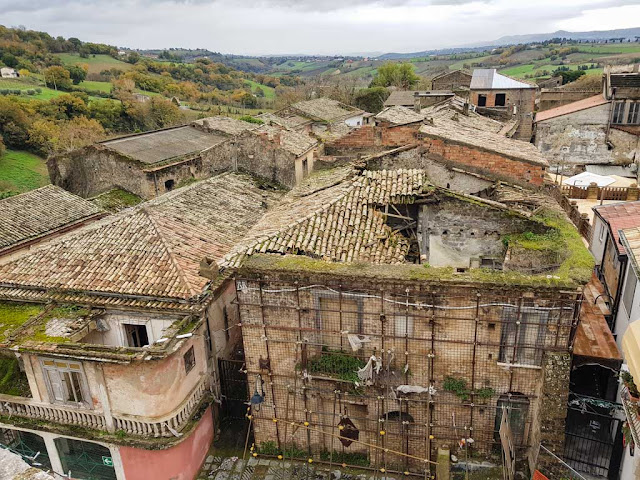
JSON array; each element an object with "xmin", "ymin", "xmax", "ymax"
[
  {"xmin": 375, "ymin": 106, "xmax": 425, "ymax": 126},
  {"xmin": 0, "ymin": 173, "xmax": 281, "ymax": 308},
  {"xmin": 253, "ymin": 124, "xmax": 317, "ymax": 157},
  {"xmin": 192, "ymin": 116, "xmax": 257, "ymax": 136},
  {"xmin": 289, "ymin": 98, "xmax": 364, "ymax": 123},
  {"xmin": 420, "ymin": 96, "xmax": 507, "ymax": 134},
  {"xmin": 419, "ymin": 119, "xmax": 548, "ymax": 166},
  {"xmin": 0, "ymin": 185, "xmax": 105, "ymax": 255}
]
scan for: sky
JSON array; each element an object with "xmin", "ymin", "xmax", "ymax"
[{"xmin": 2, "ymin": 0, "xmax": 640, "ymax": 56}]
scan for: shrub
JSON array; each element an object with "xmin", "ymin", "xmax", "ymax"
[
  {"xmin": 26, "ymin": 89, "xmax": 35, "ymax": 95},
  {"xmin": 35, "ymin": 88, "xmax": 42, "ymax": 93}
]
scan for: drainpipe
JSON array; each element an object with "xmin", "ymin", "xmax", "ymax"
[
  {"xmin": 605, "ymin": 88, "xmax": 616, "ymax": 146},
  {"xmin": 611, "ymin": 254, "xmax": 628, "ymax": 334}
]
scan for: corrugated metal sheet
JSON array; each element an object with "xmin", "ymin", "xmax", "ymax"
[{"xmin": 470, "ymin": 69, "xmax": 535, "ymax": 90}]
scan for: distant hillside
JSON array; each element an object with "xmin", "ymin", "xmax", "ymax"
[{"xmin": 377, "ymin": 27, "xmax": 640, "ymax": 60}]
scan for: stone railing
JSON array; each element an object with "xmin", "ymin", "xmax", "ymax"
[
  {"xmin": 0, "ymin": 376, "xmax": 209, "ymax": 438},
  {"xmin": 113, "ymin": 377, "xmax": 209, "ymax": 437}
]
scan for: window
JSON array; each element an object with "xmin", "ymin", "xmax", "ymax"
[
  {"xmin": 495, "ymin": 93, "xmax": 506, "ymax": 107},
  {"xmin": 124, "ymin": 323, "xmax": 149, "ymax": 347},
  {"xmin": 628, "ymin": 102, "xmax": 640, "ymax": 125},
  {"xmin": 622, "ymin": 267, "xmax": 637, "ymax": 316},
  {"xmin": 184, "ymin": 346, "xmax": 196, "ymax": 374},
  {"xmin": 612, "ymin": 101, "xmax": 625, "ymax": 124},
  {"xmin": 599, "ymin": 223, "xmax": 606, "ymax": 241},
  {"xmin": 477, "ymin": 94, "xmax": 487, "ymax": 107},
  {"xmin": 41, "ymin": 359, "xmax": 89, "ymax": 406},
  {"xmin": 394, "ymin": 315, "xmax": 414, "ymax": 337},
  {"xmin": 498, "ymin": 306, "xmax": 549, "ymax": 366},
  {"xmin": 302, "ymin": 158, "xmax": 308, "ymax": 176},
  {"xmin": 164, "ymin": 179, "xmax": 175, "ymax": 191}
]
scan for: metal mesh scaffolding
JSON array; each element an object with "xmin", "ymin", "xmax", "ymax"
[{"xmin": 235, "ymin": 275, "xmax": 581, "ymax": 476}]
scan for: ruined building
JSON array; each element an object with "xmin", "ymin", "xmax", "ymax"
[
  {"xmin": 535, "ymin": 64, "xmax": 640, "ymax": 170},
  {"xmin": 48, "ymin": 116, "xmax": 318, "ymax": 200},
  {"xmin": 469, "ymin": 69, "xmax": 537, "ymax": 141},
  {"xmin": 218, "ymin": 165, "xmax": 592, "ymax": 477}
]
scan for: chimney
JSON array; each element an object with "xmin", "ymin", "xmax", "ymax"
[
  {"xmin": 463, "ymin": 102, "xmax": 470, "ymax": 116},
  {"xmin": 199, "ymin": 257, "xmax": 219, "ymax": 281},
  {"xmin": 414, "ymin": 92, "xmax": 421, "ymax": 113}
]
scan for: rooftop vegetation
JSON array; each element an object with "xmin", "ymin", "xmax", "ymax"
[
  {"xmin": 0, "ymin": 301, "xmax": 44, "ymax": 341},
  {"xmin": 242, "ymin": 207, "xmax": 593, "ymax": 290}
]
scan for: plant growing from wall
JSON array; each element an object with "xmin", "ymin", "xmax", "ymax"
[
  {"xmin": 621, "ymin": 371, "xmax": 640, "ymax": 399},
  {"xmin": 444, "ymin": 376, "xmax": 495, "ymax": 403},
  {"xmin": 307, "ymin": 348, "xmax": 366, "ymax": 384}
]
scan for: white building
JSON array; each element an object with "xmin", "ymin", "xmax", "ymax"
[{"xmin": 1, "ymin": 67, "xmax": 18, "ymax": 78}]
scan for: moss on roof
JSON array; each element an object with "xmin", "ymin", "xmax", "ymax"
[
  {"xmin": 90, "ymin": 188, "xmax": 143, "ymax": 213},
  {"xmin": 241, "ymin": 208, "xmax": 592, "ymax": 290},
  {"xmin": 0, "ymin": 302, "xmax": 45, "ymax": 342}
]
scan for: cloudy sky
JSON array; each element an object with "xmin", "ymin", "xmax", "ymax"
[{"xmin": 2, "ymin": 0, "xmax": 640, "ymax": 55}]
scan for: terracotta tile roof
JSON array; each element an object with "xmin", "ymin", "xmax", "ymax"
[
  {"xmin": 384, "ymin": 91, "xmax": 454, "ymax": 107},
  {"xmin": 290, "ymin": 98, "xmax": 364, "ymax": 123},
  {"xmin": 253, "ymin": 124, "xmax": 317, "ymax": 157},
  {"xmin": 375, "ymin": 106, "xmax": 425, "ymax": 126},
  {"xmin": 574, "ymin": 274, "xmax": 622, "ymax": 361},
  {"xmin": 222, "ymin": 168, "xmax": 524, "ymax": 269},
  {"xmin": 101, "ymin": 125, "xmax": 227, "ymax": 165},
  {"xmin": 192, "ymin": 116, "xmax": 257, "ymax": 136},
  {"xmin": 421, "ymin": 96, "xmax": 507, "ymax": 134},
  {"xmin": 0, "ymin": 174, "xmax": 281, "ymax": 306},
  {"xmin": 535, "ymin": 95, "xmax": 608, "ymax": 123},
  {"xmin": 593, "ymin": 201, "xmax": 640, "ymax": 254},
  {"xmin": 0, "ymin": 185, "xmax": 104, "ymax": 254},
  {"xmin": 419, "ymin": 119, "xmax": 548, "ymax": 166}
]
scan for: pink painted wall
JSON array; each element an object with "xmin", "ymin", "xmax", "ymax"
[{"xmin": 119, "ymin": 406, "xmax": 213, "ymax": 480}]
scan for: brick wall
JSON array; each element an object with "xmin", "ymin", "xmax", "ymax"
[
  {"xmin": 420, "ymin": 135, "xmax": 546, "ymax": 187},
  {"xmin": 325, "ymin": 124, "xmax": 420, "ymax": 155}
]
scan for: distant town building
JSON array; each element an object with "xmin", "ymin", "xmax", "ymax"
[
  {"xmin": 0, "ymin": 67, "xmax": 18, "ymax": 78},
  {"xmin": 469, "ymin": 68, "xmax": 537, "ymax": 141}
]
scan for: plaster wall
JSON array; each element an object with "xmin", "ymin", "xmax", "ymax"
[
  {"xmin": 119, "ymin": 406, "xmax": 214, "ymax": 480},
  {"xmin": 81, "ymin": 310, "xmax": 179, "ymax": 347},
  {"xmin": 589, "ymin": 216, "xmax": 608, "ymax": 265}
]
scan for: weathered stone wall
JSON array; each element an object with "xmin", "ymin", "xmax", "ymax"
[
  {"xmin": 48, "ymin": 146, "xmax": 159, "ymax": 199},
  {"xmin": 530, "ymin": 352, "xmax": 571, "ymax": 473},
  {"xmin": 422, "ymin": 198, "xmax": 543, "ymax": 268},
  {"xmin": 534, "ymin": 102, "xmax": 639, "ymax": 167},
  {"xmin": 432, "ymin": 71, "xmax": 472, "ymax": 91},
  {"xmin": 538, "ymin": 89, "xmax": 599, "ymax": 112},
  {"xmin": 367, "ymin": 148, "xmax": 494, "ymax": 194}
]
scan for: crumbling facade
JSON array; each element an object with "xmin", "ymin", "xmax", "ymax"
[
  {"xmin": 217, "ymin": 165, "xmax": 592, "ymax": 477},
  {"xmin": 48, "ymin": 116, "xmax": 318, "ymax": 200}
]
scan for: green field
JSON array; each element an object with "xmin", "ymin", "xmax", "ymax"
[
  {"xmin": 55, "ymin": 53, "xmax": 133, "ymax": 74},
  {"xmin": 78, "ymin": 80, "xmax": 112, "ymax": 93},
  {"xmin": 0, "ymin": 78, "xmax": 69, "ymax": 100},
  {"xmin": 500, "ymin": 63, "xmax": 603, "ymax": 79},
  {"xmin": 0, "ymin": 149, "xmax": 49, "ymax": 196},
  {"xmin": 244, "ymin": 80, "xmax": 275, "ymax": 99},
  {"xmin": 575, "ymin": 43, "xmax": 640, "ymax": 54}
]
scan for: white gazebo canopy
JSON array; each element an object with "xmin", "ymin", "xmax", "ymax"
[{"xmin": 563, "ymin": 171, "xmax": 616, "ymax": 188}]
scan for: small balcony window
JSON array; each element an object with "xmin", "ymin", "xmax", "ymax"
[
  {"xmin": 184, "ymin": 346, "xmax": 196, "ymax": 374},
  {"xmin": 41, "ymin": 358, "xmax": 90, "ymax": 407}
]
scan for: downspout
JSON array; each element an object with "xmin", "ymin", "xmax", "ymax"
[
  {"xmin": 605, "ymin": 87, "xmax": 616, "ymax": 146},
  {"xmin": 611, "ymin": 254, "xmax": 628, "ymax": 334}
]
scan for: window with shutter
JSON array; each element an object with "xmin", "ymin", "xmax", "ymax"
[{"xmin": 41, "ymin": 358, "xmax": 89, "ymax": 407}]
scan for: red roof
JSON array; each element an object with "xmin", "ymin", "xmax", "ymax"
[
  {"xmin": 535, "ymin": 94, "xmax": 608, "ymax": 123},
  {"xmin": 594, "ymin": 201, "xmax": 640, "ymax": 254}
]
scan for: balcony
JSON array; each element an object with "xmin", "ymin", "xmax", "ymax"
[
  {"xmin": 621, "ymin": 385, "xmax": 640, "ymax": 446},
  {"xmin": 0, "ymin": 376, "xmax": 208, "ymax": 438}
]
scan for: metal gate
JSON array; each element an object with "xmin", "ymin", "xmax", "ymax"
[
  {"xmin": 218, "ymin": 358, "xmax": 249, "ymax": 419},
  {"xmin": 563, "ymin": 406, "xmax": 623, "ymax": 479}
]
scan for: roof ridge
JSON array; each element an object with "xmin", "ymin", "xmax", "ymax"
[{"xmin": 143, "ymin": 207, "xmax": 198, "ymax": 298}]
